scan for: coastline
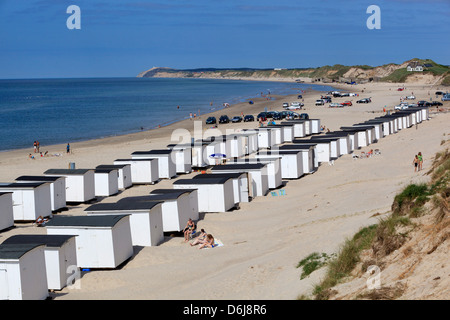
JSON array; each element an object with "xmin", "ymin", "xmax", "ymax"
[{"xmin": 0, "ymin": 80, "xmax": 448, "ymax": 300}]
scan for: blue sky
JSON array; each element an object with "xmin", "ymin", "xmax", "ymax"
[{"xmin": 0, "ymin": 0, "xmax": 449, "ymax": 79}]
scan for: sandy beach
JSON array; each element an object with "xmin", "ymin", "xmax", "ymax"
[{"xmin": 0, "ymin": 80, "xmax": 449, "ymax": 300}]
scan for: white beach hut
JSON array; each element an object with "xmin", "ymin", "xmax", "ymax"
[
  {"xmin": 252, "ymin": 128, "xmax": 276, "ymax": 149},
  {"xmin": 166, "ymin": 144, "xmax": 192, "ymax": 174},
  {"xmin": 236, "ymin": 130, "xmax": 259, "ymax": 155},
  {"xmin": 210, "ymin": 163, "xmax": 269, "ymax": 197},
  {"xmin": 322, "ymin": 132, "xmax": 353, "ymax": 155},
  {"xmin": 193, "ymin": 172, "xmax": 249, "ymax": 205},
  {"xmin": 2, "ymin": 234, "xmax": 78, "ymax": 291},
  {"xmin": 0, "ymin": 243, "xmax": 48, "ymax": 300},
  {"xmin": 365, "ymin": 119, "xmax": 391, "ymax": 137},
  {"xmin": 282, "ymin": 120, "xmax": 306, "ymax": 138},
  {"xmin": 15, "ymin": 176, "xmax": 66, "ymax": 212},
  {"xmin": 131, "ymin": 150, "xmax": 177, "ymax": 179},
  {"xmin": 0, "ymin": 182, "xmax": 52, "ymax": 221},
  {"xmin": 96, "ymin": 164, "xmax": 132, "ymax": 190},
  {"xmin": 309, "ymin": 119, "xmax": 321, "ymax": 135},
  {"xmin": 173, "ymin": 177, "xmax": 235, "ymax": 213},
  {"xmin": 114, "ymin": 158, "xmax": 159, "ymax": 185},
  {"xmin": 315, "ymin": 135, "xmax": 348, "ymax": 156},
  {"xmin": 121, "ymin": 193, "xmax": 192, "ymax": 233},
  {"xmin": 266, "ymin": 126, "xmax": 284, "ymax": 145},
  {"xmin": 44, "ymin": 169, "xmax": 95, "ymax": 203},
  {"xmin": 189, "ymin": 141, "xmax": 213, "ymax": 168},
  {"xmin": 278, "ymin": 144, "xmax": 316, "ymax": 174},
  {"xmin": 268, "ymin": 124, "xmax": 295, "ymax": 142},
  {"xmin": 291, "ymin": 139, "xmax": 331, "ymax": 164},
  {"xmin": 94, "ymin": 168, "xmax": 119, "ymax": 197},
  {"xmin": 230, "ymin": 157, "xmax": 283, "ymax": 189},
  {"xmin": 0, "ymin": 192, "xmax": 14, "ymax": 231},
  {"xmin": 150, "ymin": 188, "xmax": 199, "ymax": 221},
  {"xmin": 340, "ymin": 127, "xmax": 370, "ymax": 148},
  {"xmin": 45, "ymin": 215, "xmax": 133, "ymax": 269},
  {"xmin": 257, "ymin": 150, "xmax": 303, "ymax": 179},
  {"xmin": 85, "ymin": 200, "xmax": 164, "ymax": 247},
  {"xmin": 224, "ymin": 134, "xmax": 246, "ymax": 159}
]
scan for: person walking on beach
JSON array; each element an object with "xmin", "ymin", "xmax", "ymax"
[
  {"xmin": 417, "ymin": 152, "xmax": 423, "ymax": 171},
  {"xmin": 66, "ymin": 143, "xmax": 70, "ymax": 154},
  {"xmin": 33, "ymin": 141, "xmax": 37, "ymax": 153},
  {"xmin": 36, "ymin": 140, "xmax": 40, "ymax": 153},
  {"xmin": 413, "ymin": 155, "xmax": 419, "ymax": 172}
]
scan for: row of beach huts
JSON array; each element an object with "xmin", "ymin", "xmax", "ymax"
[{"xmin": 0, "ymin": 106, "xmax": 430, "ymax": 300}]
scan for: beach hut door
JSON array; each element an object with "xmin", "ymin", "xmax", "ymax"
[
  {"xmin": 247, "ymin": 173, "xmax": 254, "ymax": 198},
  {"xmin": 239, "ymin": 177, "xmax": 249, "ymax": 202},
  {"xmin": 0, "ymin": 268, "xmax": 9, "ymax": 300},
  {"xmin": 12, "ymin": 192, "xmax": 24, "ymax": 220}
]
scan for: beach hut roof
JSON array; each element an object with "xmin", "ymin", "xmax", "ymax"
[
  {"xmin": 193, "ymin": 172, "xmax": 245, "ymax": 180},
  {"xmin": 131, "ymin": 150, "xmax": 172, "ymax": 155},
  {"xmin": 0, "ymin": 182, "xmax": 48, "ymax": 189},
  {"xmin": 94, "ymin": 168, "xmax": 118, "ymax": 174},
  {"xmin": 120, "ymin": 193, "xmax": 187, "ymax": 201},
  {"xmin": 257, "ymin": 150, "xmax": 300, "ymax": 155},
  {"xmin": 340, "ymin": 126, "xmax": 372, "ymax": 132},
  {"xmin": 45, "ymin": 215, "xmax": 129, "ymax": 228},
  {"xmin": 150, "ymin": 188, "xmax": 197, "ymax": 196},
  {"xmin": 173, "ymin": 177, "xmax": 232, "ymax": 185},
  {"xmin": 15, "ymin": 175, "xmax": 62, "ymax": 182},
  {"xmin": 279, "ymin": 144, "xmax": 314, "ymax": 150},
  {"xmin": 96, "ymin": 164, "xmax": 129, "ymax": 169},
  {"xmin": 86, "ymin": 200, "xmax": 162, "ymax": 212},
  {"xmin": 44, "ymin": 169, "xmax": 93, "ymax": 175},
  {"xmin": 114, "ymin": 158, "xmax": 157, "ymax": 162},
  {"xmin": 2, "ymin": 234, "xmax": 77, "ymax": 248},
  {"xmin": 0, "ymin": 243, "xmax": 44, "ymax": 260},
  {"xmin": 211, "ymin": 163, "xmax": 266, "ymax": 171},
  {"xmin": 0, "ymin": 192, "xmax": 13, "ymax": 196}
]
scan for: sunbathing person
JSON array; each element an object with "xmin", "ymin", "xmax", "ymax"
[
  {"xmin": 190, "ymin": 229, "xmax": 207, "ymax": 246},
  {"xmin": 198, "ymin": 234, "xmax": 215, "ymax": 249}
]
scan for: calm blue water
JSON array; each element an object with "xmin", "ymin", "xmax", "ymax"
[{"xmin": 0, "ymin": 77, "xmax": 337, "ymax": 152}]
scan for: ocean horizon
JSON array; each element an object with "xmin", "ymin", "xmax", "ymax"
[{"xmin": 0, "ymin": 77, "xmax": 337, "ymax": 152}]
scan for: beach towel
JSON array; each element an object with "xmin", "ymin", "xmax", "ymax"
[{"xmin": 205, "ymin": 239, "xmax": 223, "ymax": 249}]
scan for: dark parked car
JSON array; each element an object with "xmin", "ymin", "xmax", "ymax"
[
  {"xmin": 267, "ymin": 111, "xmax": 282, "ymax": 120},
  {"xmin": 299, "ymin": 113, "xmax": 309, "ymax": 120},
  {"xmin": 219, "ymin": 115, "xmax": 230, "ymax": 124},
  {"xmin": 431, "ymin": 101, "xmax": 443, "ymax": 106},
  {"xmin": 257, "ymin": 112, "xmax": 268, "ymax": 121},
  {"xmin": 297, "ymin": 94, "xmax": 303, "ymax": 99},
  {"xmin": 231, "ymin": 116, "xmax": 242, "ymax": 123},
  {"xmin": 280, "ymin": 111, "xmax": 298, "ymax": 119},
  {"xmin": 244, "ymin": 115, "xmax": 255, "ymax": 122},
  {"xmin": 417, "ymin": 100, "xmax": 427, "ymax": 106},
  {"xmin": 356, "ymin": 98, "xmax": 371, "ymax": 103},
  {"xmin": 205, "ymin": 116, "xmax": 216, "ymax": 124}
]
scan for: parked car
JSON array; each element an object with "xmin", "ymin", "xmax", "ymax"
[
  {"xmin": 329, "ymin": 103, "xmax": 342, "ymax": 108},
  {"xmin": 205, "ymin": 116, "xmax": 216, "ymax": 124},
  {"xmin": 406, "ymin": 95, "xmax": 415, "ymax": 100},
  {"xmin": 282, "ymin": 102, "xmax": 289, "ymax": 108},
  {"xmin": 442, "ymin": 94, "xmax": 450, "ymax": 101},
  {"xmin": 340, "ymin": 93, "xmax": 350, "ymax": 97},
  {"xmin": 267, "ymin": 111, "xmax": 282, "ymax": 120},
  {"xmin": 417, "ymin": 100, "xmax": 427, "ymax": 106},
  {"xmin": 315, "ymin": 99, "xmax": 325, "ymax": 106},
  {"xmin": 285, "ymin": 105, "xmax": 302, "ymax": 110},
  {"xmin": 356, "ymin": 98, "xmax": 371, "ymax": 103},
  {"xmin": 297, "ymin": 94, "xmax": 303, "ymax": 99},
  {"xmin": 219, "ymin": 115, "xmax": 230, "ymax": 124},
  {"xmin": 341, "ymin": 101, "xmax": 352, "ymax": 106},
  {"xmin": 244, "ymin": 115, "xmax": 255, "ymax": 122},
  {"xmin": 231, "ymin": 116, "xmax": 242, "ymax": 123},
  {"xmin": 257, "ymin": 112, "xmax": 267, "ymax": 121},
  {"xmin": 290, "ymin": 102, "xmax": 303, "ymax": 107},
  {"xmin": 394, "ymin": 104, "xmax": 409, "ymax": 110},
  {"xmin": 431, "ymin": 101, "xmax": 443, "ymax": 106},
  {"xmin": 299, "ymin": 113, "xmax": 309, "ymax": 120}
]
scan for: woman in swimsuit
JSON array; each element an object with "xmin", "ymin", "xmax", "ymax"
[
  {"xmin": 190, "ymin": 229, "xmax": 207, "ymax": 246},
  {"xmin": 184, "ymin": 218, "xmax": 196, "ymax": 242},
  {"xmin": 198, "ymin": 234, "xmax": 215, "ymax": 249}
]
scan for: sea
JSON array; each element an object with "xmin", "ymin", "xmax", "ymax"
[{"xmin": 0, "ymin": 77, "xmax": 337, "ymax": 152}]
